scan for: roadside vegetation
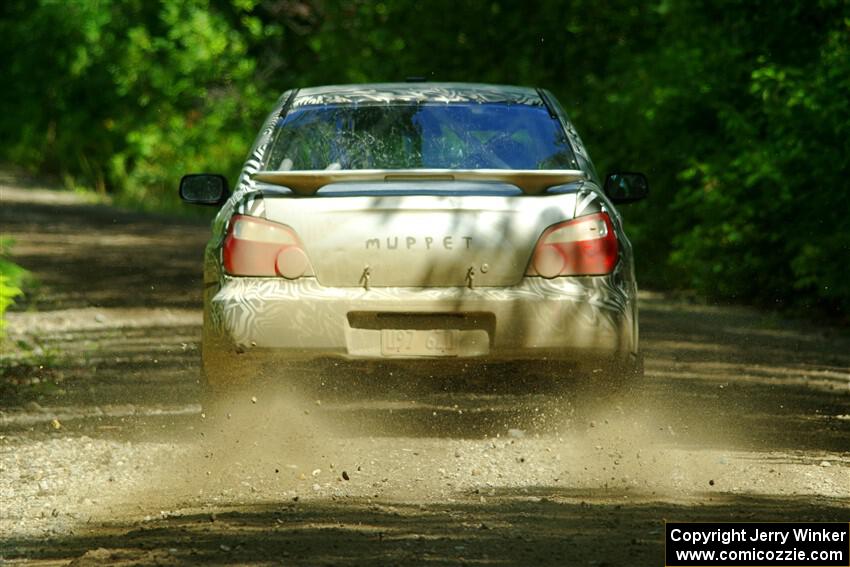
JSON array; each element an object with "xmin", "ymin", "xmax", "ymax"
[
  {"xmin": 1, "ymin": 0, "xmax": 847, "ymax": 319},
  {"xmin": 0, "ymin": 238, "xmax": 29, "ymax": 336},
  {"xmin": 0, "ymin": 237, "xmax": 41, "ymax": 402}
]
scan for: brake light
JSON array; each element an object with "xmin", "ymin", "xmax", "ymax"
[
  {"xmin": 526, "ymin": 212, "xmax": 618, "ymax": 278},
  {"xmin": 223, "ymin": 215, "xmax": 313, "ymax": 278}
]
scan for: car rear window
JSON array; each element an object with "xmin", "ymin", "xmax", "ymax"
[{"xmin": 264, "ymin": 103, "xmax": 575, "ymax": 171}]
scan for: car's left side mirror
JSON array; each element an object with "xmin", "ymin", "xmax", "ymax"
[
  {"xmin": 603, "ymin": 172, "xmax": 649, "ymax": 204},
  {"xmin": 179, "ymin": 173, "xmax": 230, "ymax": 206}
]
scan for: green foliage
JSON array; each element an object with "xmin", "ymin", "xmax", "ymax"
[
  {"xmin": 0, "ymin": 0, "xmax": 267, "ymax": 211},
  {"xmin": 649, "ymin": 1, "xmax": 850, "ymax": 315},
  {"xmin": 0, "ymin": 238, "xmax": 30, "ymax": 336},
  {"xmin": 1, "ymin": 0, "xmax": 847, "ymax": 317}
]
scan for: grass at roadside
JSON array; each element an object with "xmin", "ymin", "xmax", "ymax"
[
  {"xmin": 0, "ymin": 236, "xmax": 29, "ymax": 336},
  {"xmin": 0, "ymin": 235, "xmax": 49, "ymax": 404}
]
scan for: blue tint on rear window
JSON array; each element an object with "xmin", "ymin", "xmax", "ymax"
[{"xmin": 265, "ymin": 103, "xmax": 575, "ymax": 171}]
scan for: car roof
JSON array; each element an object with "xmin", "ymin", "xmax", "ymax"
[{"xmin": 291, "ymin": 82, "xmax": 544, "ymax": 108}]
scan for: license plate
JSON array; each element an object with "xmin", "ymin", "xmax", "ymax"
[{"xmin": 380, "ymin": 329, "xmax": 460, "ymax": 356}]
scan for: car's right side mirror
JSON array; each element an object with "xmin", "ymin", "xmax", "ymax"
[
  {"xmin": 179, "ymin": 173, "xmax": 230, "ymax": 206},
  {"xmin": 603, "ymin": 172, "xmax": 649, "ymax": 204}
]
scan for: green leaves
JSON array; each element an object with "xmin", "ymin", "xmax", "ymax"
[{"xmin": 0, "ymin": 238, "xmax": 30, "ymax": 337}]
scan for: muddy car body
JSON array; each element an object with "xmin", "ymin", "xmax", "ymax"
[{"xmin": 180, "ymin": 83, "xmax": 648, "ymax": 395}]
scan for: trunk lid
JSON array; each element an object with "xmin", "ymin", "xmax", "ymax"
[{"xmin": 258, "ymin": 181, "xmax": 582, "ymax": 287}]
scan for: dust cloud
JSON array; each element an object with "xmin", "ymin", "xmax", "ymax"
[{"xmin": 96, "ymin": 364, "xmax": 749, "ymax": 523}]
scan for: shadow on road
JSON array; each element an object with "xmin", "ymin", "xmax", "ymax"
[
  {"xmin": 5, "ymin": 492, "xmax": 849, "ymax": 565},
  {"xmin": 1, "ymin": 186, "xmax": 209, "ymax": 311}
]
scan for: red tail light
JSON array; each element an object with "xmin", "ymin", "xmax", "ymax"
[
  {"xmin": 223, "ymin": 215, "xmax": 313, "ymax": 279},
  {"xmin": 526, "ymin": 212, "xmax": 618, "ymax": 278}
]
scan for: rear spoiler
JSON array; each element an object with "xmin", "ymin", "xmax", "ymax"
[{"xmin": 252, "ymin": 168, "xmax": 585, "ymax": 195}]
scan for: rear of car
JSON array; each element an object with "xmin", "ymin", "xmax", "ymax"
[{"xmin": 184, "ymin": 84, "xmax": 643, "ymax": 393}]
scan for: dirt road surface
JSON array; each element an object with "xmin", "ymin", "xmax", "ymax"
[{"xmin": 1, "ymin": 173, "xmax": 848, "ymax": 566}]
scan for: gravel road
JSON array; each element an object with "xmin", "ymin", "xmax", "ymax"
[{"xmin": 1, "ymin": 173, "xmax": 848, "ymax": 565}]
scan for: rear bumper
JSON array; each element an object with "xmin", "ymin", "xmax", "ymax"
[{"xmin": 204, "ymin": 275, "xmax": 636, "ymax": 383}]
